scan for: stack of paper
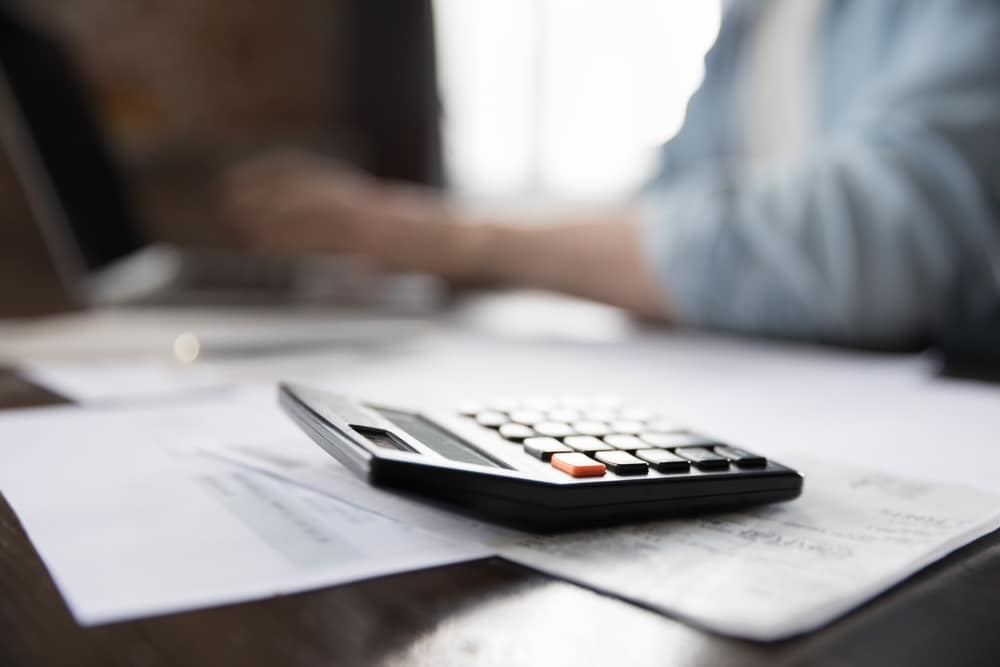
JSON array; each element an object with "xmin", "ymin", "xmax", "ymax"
[
  {"xmin": 3, "ymin": 315, "xmax": 1000, "ymax": 640},
  {"xmin": 216, "ymin": 427, "xmax": 1000, "ymax": 641},
  {"xmin": 500, "ymin": 460, "xmax": 1000, "ymax": 640},
  {"xmin": 0, "ymin": 394, "xmax": 490, "ymax": 625}
]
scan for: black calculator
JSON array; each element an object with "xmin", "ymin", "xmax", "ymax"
[{"xmin": 279, "ymin": 383, "xmax": 803, "ymax": 531}]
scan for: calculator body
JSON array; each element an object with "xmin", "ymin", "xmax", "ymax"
[{"xmin": 279, "ymin": 383, "xmax": 803, "ymax": 531}]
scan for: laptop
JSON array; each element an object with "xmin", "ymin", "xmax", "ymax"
[{"xmin": 0, "ymin": 10, "xmax": 444, "ymax": 312}]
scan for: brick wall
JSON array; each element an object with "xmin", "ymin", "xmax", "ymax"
[
  {"xmin": 0, "ymin": 1, "xmax": 359, "ymax": 314},
  {"xmin": 8, "ymin": 0, "xmax": 350, "ymax": 245},
  {"xmin": 0, "ymin": 1, "xmax": 441, "ymax": 315}
]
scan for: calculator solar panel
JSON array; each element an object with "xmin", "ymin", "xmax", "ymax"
[{"xmin": 279, "ymin": 384, "xmax": 803, "ymax": 531}]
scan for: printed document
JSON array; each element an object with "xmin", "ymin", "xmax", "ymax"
[
  {"xmin": 0, "ymin": 395, "xmax": 489, "ymax": 626},
  {"xmin": 4, "ymin": 316, "xmax": 1000, "ymax": 639},
  {"xmin": 500, "ymin": 459, "xmax": 1000, "ymax": 640},
  {"xmin": 215, "ymin": 429, "xmax": 1000, "ymax": 641}
]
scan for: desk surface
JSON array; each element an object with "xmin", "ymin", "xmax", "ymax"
[{"xmin": 2, "ymin": 370, "xmax": 1000, "ymax": 667}]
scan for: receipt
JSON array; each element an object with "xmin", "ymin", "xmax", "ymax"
[{"xmin": 499, "ymin": 459, "xmax": 1000, "ymax": 641}]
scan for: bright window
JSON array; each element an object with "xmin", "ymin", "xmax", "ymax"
[{"xmin": 434, "ymin": 1, "xmax": 722, "ymax": 206}]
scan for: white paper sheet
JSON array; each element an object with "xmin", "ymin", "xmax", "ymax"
[
  {"xmin": 0, "ymin": 397, "xmax": 490, "ymax": 626},
  {"xmin": 211, "ymin": 427, "xmax": 1000, "ymax": 641},
  {"xmin": 499, "ymin": 459, "xmax": 1000, "ymax": 640},
  {"xmin": 203, "ymin": 433, "xmax": 519, "ymax": 547},
  {"xmin": 6, "ymin": 302, "xmax": 1000, "ymax": 638},
  {"xmin": 0, "ymin": 306, "xmax": 424, "ymax": 362},
  {"xmin": 18, "ymin": 352, "xmax": 370, "ymax": 405},
  {"xmin": 6, "ymin": 305, "xmax": 425, "ymax": 404}
]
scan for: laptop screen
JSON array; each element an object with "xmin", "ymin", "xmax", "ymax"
[{"xmin": 0, "ymin": 10, "xmax": 147, "ymax": 273}]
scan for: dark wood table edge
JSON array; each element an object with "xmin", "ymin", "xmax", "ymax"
[{"xmin": 3, "ymin": 367, "xmax": 1000, "ymax": 667}]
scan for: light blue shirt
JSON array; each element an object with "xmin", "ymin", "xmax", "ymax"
[{"xmin": 640, "ymin": 0, "xmax": 1000, "ymax": 349}]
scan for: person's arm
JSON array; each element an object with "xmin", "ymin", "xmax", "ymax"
[
  {"xmin": 463, "ymin": 214, "xmax": 671, "ymax": 319},
  {"xmin": 224, "ymin": 153, "xmax": 672, "ymax": 319},
  {"xmin": 636, "ymin": 0, "xmax": 1000, "ymax": 348}
]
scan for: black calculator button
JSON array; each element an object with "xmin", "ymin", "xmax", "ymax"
[
  {"xmin": 509, "ymin": 409, "xmax": 546, "ymax": 426},
  {"xmin": 571, "ymin": 420, "xmax": 612, "ymax": 437},
  {"xmin": 609, "ymin": 420, "xmax": 644, "ymax": 435},
  {"xmin": 635, "ymin": 449, "xmax": 691, "ymax": 473},
  {"xmin": 676, "ymin": 446, "xmax": 729, "ymax": 471},
  {"xmin": 603, "ymin": 434, "xmax": 645, "ymax": 451},
  {"xmin": 564, "ymin": 435, "xmax": 613, "ymax": 453},
  {"xmin": 640, "ymin": 432, "xmax": 713, "ymax": 448},
  {"xmin": 475, "ymin": 411, "xmax": 508, "ymax": 428},
  {"xmin": 551, "ymin": 452, "xmax": 606, "ymax": 477},
  {"xmin": 595, "ymin": 450, "xmax": 649, "ymax": 475},
  {"xmin": 498, "ymin": 423, "xmax": 535, "ymax": 442},
  {"xmin": 523, "ymin": 437, "xmax": 573, "ymax": 461},
  {"xmin": 534, "ymin": 421, "xmax": 575, "ymax": 438},
  {"xmin": 714, "ymin": 445, "xmax": 767, "ymax": 468}
]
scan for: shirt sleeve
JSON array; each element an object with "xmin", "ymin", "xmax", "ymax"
[{"xmin": 639, "ymin": 0, "xmax": 1000, "ymax": 349}]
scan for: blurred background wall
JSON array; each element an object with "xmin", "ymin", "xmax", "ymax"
[
  {"xmin": 0, "ymin": 0, "xmax": 440, "ymax": 315},
  {"xmin": 0, "ymin": 1, "xmax": 716, "ymax": 316}
]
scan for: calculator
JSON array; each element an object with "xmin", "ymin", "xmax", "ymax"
[{"xmin": 279, "ymin": 383, "xmax": 803, "ymax": 531}]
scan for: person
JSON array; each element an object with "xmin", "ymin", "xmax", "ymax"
[{"xmin": 226, "ymin": 0, "xmax": 1000, "ymax": 350}]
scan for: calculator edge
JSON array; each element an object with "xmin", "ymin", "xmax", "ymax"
[{"xmin": 278, "ymin": 383, "xmax": 804, "ymax": 531}]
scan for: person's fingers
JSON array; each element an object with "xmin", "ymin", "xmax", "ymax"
[
  {"xmin": 224, "ymin": 166, "xmax": 365, "ymax": 239},
  {"xmin": 220, "ymin": 150, "xmax": 373, "ymax": 229},
  {"xmin": 226, "ymin": 149, "xmax": 367, "ymax": 192},
  {"xmin": 232, "ymin": 178, "xmax": 389, "ymax": 256},
  {"xmin": 219, "ymin": 151, "xmax": 469, "ymax": 276}
]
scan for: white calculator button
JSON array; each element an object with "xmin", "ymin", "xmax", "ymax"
[
  {"xmin": 603, "ymin": 434, "xmax": 645, "ymax": 451},
  {"xmin": 498, "ymin": 423, "xmax": 535, "ymax": 442},
  {"xmin": 475, "ymin": 411, "xmax": 508, "ymax": 428},
  {"xmin": 640, "ymin": 432, "xmax": 713, "ymax": 448},
  {"xmin": 509, "ymin": 409, "xmax": 547, "ymax": 426},
  {"xmin": 545, "ymin": 409, "xmax": 580, "ymax": 423},
  {"xmin": 564, "ymin": 436, "xmax": 613, "ymax": 453},
  {"xmin": 534, "ymin": 422, "xmax": 574, "ymax": 438},
  {"xmin": 646, "ymin": 419, "xmax": 685, "ymax": 433},
  {"xmin": 609, "ymin": 420, "xmax": 644, "ymax": 435},
  {"xmin": 571, "ymin": 421, "xmax": 612, "ymax": 437},
  {"xmin": 523, "ymin": 437, "xmax": 572, "ymax": 461}
]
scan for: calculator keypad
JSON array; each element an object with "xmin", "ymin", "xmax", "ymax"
[
  {"xmin": 603, "ymin": 434, "xmax": 645, "ymax": 451},
  {"xmin": 523, "ymin": 437, "xmax": 573, "ymax": 461},
  {"xmin": 635, "ymin": 448, "xmax": 691, "ymax": 473},
  {"xmin": 475, "ymin": 411, "xmax": 508, "ymax": 428},
  {"xmin": 594, "ymin": 450, "xmax": 648, "ymax": 475},
  {"xmin": 551, "ymin": 452, "xmax": 607, "ymax": 477},
  {"xmin": 498, "ymin": 423, "xmax": 535, "ymax": 441},
  {"xmin": 714, "ymin": 446, "xmax": 767, "ymax": 468},
  {"xmin": 534, "ymin": 422, "xmax": 575, "ymax": 438},
  {"xmin": 463, "ymin": 397, "xmax": 768, "ymax": 479},
  {"xmin": 674, "ymin": 446, "xmax": 729, "ymax": 471},
  {"xmin": 563, "ymin": 435, "xmax": 613, "ymax": 453}
]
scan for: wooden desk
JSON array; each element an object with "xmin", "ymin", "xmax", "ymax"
[{"xmin": 2, "ymin": 371, "xmax": 1000, "ymax": 666}]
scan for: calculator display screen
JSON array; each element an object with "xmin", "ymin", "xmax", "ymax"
[{"xmin": 373, "ymin": 408, "xmax": 506, "ymax": 468}]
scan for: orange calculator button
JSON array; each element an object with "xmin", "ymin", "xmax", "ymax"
[{"xmin": 551, "ymin": 452, "xmax": 606, "ymax": 477}]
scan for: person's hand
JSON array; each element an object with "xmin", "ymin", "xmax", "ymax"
[
  {"xmin": 222, "ymin": 149, "xmax": 670, "ymax": 319},
  {"xmin": 222, "ymin": 150, "xmax": 482, "ymax": 280}
]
